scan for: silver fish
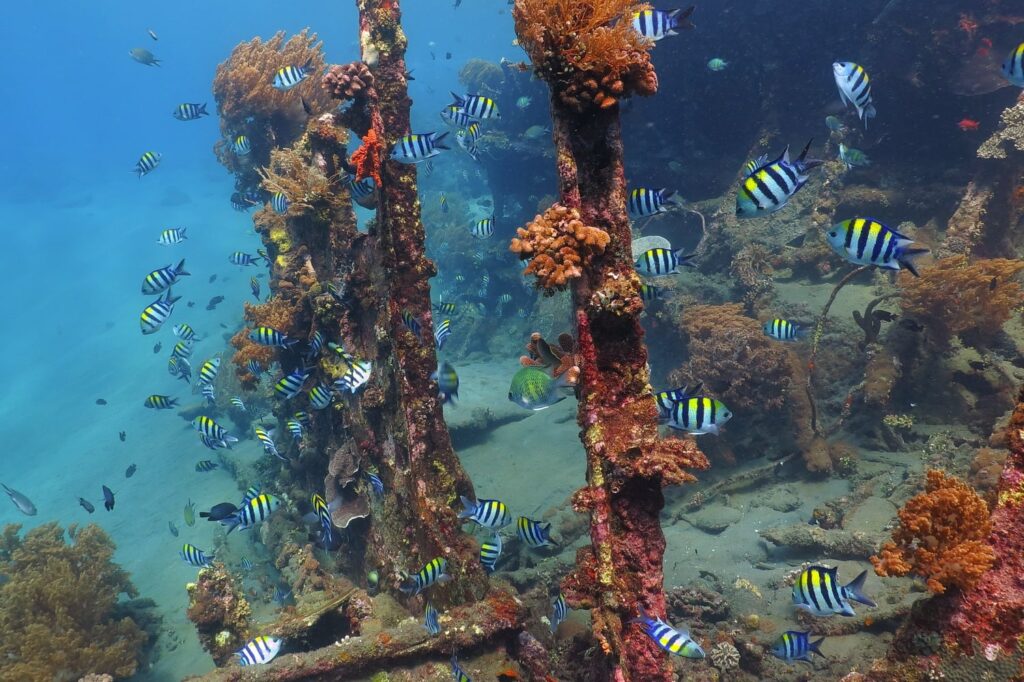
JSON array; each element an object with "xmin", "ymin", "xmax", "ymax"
[{"xmin": 2, "ymin": 483, "xmax": 37, "ymax": 516}]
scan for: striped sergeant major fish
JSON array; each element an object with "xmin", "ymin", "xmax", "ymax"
[
  {"xmin": 310, "ymin": 493, "xmax": 334, "ymax": 546},
  {"xmin": 293, "ymin": 411, "xmax": 312, "ymax": 427},
  {"xmin": 285, "ymin": 418, "xmax": 304, "ymax": 442},
  {"xmin": 249, "ymin": 326, "xmax": 300, "ymax": 348},
  {"xmin": 201, "ymin": 384, "xmax": 216, "ymax": 405},
  {"xmin": 143, "ymin": 394, "xmax": 178, "ymax": 410},
  {"xmin": 197, "ymin": 358, "xmax": 220, "ymax": 386},
  {"xmin": 274, "ymin": 368, "xmax": 311, "ymax": 399},
  {"xmin": 652, "ymin": 382, "xmax": 703, "ymax": 418},
  {"xmin": 273, "ymin": 59, "xmax": 313, "ymax": 90},
  {"xmin": 236, "ymin": 636, "xmax": 283, "ymax": 666},
  {"xmin": 401, "ymin": 310, "xmax": 423, "ymax": 340},
  {"xmin": 173, "ymin": 323, "xmax": 198, "ymax": 342},
  {"xmin": 630, "ymin": 608, "xmax": 705, "ymax": 658},
  {"xmin": 157, "ymin": 227, "xmax": 187, "ymax": 245},
  {"xmin": 763, "ymin": 318, "xmax": 806, "ymax": 341},
  {"xmin": 833, "ymin": 62, "xmax": 877, "ymax": 129},
  {"xmin": 639, "ymin": 283, "xmax": 661, "ymax": 302},
  {"xmin": 632, "ymin": 6, "xmax": 695, "ymax": 42},
  {"xmin": 451, "ymin": 653, "xmax": 472, "ymax": 682},
  {"xmin": 735, "ymin": 139, "xmax": 823, "ymax": 218},
  {"xmin": 470, "ymin": 218, "xmax": 493, "ymax": 239},
  {"xmin": 435, "ymin": 301, "xmax": 456, "ymax": 315},
  {"xmin": 169, "ymin": 356, "xmax": 192, "ymax": 382},
  {"xmin": 424, "ymin": 603, "xmax": 441, "ymax": 635},
  {"xmin": 222, "ymin": 493, "xmax": 283, "ymax": 534},
  {"xmin": 230, "ymin": 251, "xmax": 259, "ymax": 266},
  {"xmin": 171, "ymin": 340, "xmax": 194, "ymax": 361},
  {"xmin": 390, "ymin": 132, "xmax": 450, "ymax": 163},
  {"xmin": 440, "ymin": 193, "xmax": 449, "ymax": 213},
  {"xmin": 195, "ymin": 460, "xmax": 218, "ymax": 472},
  {"xmin": 628, "ymin": 187, "xmax": 676, "ymax": 217},
  {"xmin": 192, "ymin": 415, "xmax": 238, "ymax": 448},
  {"xmin": 458, "ymin": 495, "xmax": 512, "ymax": 529},
  {"xmin": 550, "ymin": 592, "xmax": 568, "ymax": 632},
  {"xmin": 348, "ymin": 176, "xmax": 377, "ymax": 209},
  {"xmin": 1004, "ymin": 43, "xmax": 1024, "ymax": 87},
  {"xmin": 270, "ymin": 191, "xmax": 289, "ymax": 214},
  {"xmin": 141, "ymin": 259, "xmax": 190, "ymax": 295},
  {"xmin": 308, "ymin": 383, "xmax": 333, "ymax": 410},
  {"xmin": 792, "ymin": 565, "xmax": 875, "ymax": 617},
  {"xmin": 231, "ymin": 135, "xmax": 252, "ymax": 155},
  {"xmin": 399, "ymin": 557, "xmax": 451, "ymax": 595},
  {"xmin": 825, "ymin": 218, "xmax": 928, "ymax": 277},
  {"xmin": 250, "ymin": 277, "xmax": 261, "ymax": 301},
  {"xmin": 634, "ymin": 247, "xmax": 696, "ymax": 276},
  {"xmin": 199, "ymin": 433, "xmax": 228, "ymax": 450},
  {"xmin": 173, "ymin": 103, "xmax": 208, "ymax": 121},
  {"xmin": 771, "ymin": 631, "xmax": 826, "ymax": 663},
  {"xmin": 517, "ymin": 516, "xmax": 555, "ymax": 548},
  {"xmin": 254, "ymin": 425, "xmax": 284, "ymax": 461},
  {"xmin": 135, "ymin": 151, "xmax": 161, "ymax": 178},
  {"xmin": 179, "ymin": 543, "xmax": 214, "ymax": 567},
  {"xmin": 666, "ymin": 397, "xmax": 732, "ymax": 436},
  {"xmin": 479, "ymin": 532, "xmax": 502, "ymax": 572},
  {"xmin": 305, "ymin": 330, "xmax": 324, "ymax": 359},
  {"xmin": 329, "ymin": 343, "xmax": 372, "ymax": 393},
  {"xmin": 140, "ymin": 290, "xmax": 180, "ymax": 335},
  {"xmin": 366, "ymin": 468, "xmax": 384, "ymax": 496},
  {"xmin": 440, "ymin": 104, "xmax": 474, "ymax": 128},
  {"xmin": 246, "ymin": 359, "xmax": 263, "ymax": 377},
  {"xmin": 450, "ymin": 92, "xmax": 500, "ymax": 119}
]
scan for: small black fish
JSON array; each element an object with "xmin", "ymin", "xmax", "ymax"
[
  {"xmin": 153, "ymin": 341, "xmax": 162, "ymax": 354},
  {"xmin": 200, "ymin": 502, "xmax": 238, "ymax": 521},
  {"xmin": 990, "ymin": 276, "xmax": 998, "ymax": 291},
  {"xmin": 405, "ymin": 70, "xmax": 415, "ymax": 81},
  {"xmin": 871, "ymin": 310, "xmax": 897, "ymax": 322},
  {"xmin": 899, "ymin": 318, "xmax": 925, "ymax": 332},
  {"xmin": 79, "ymin": 498, "xmax": 95, "ymax": 514},
  {"xmin": 445, "ymin": 52, "xmax": 452, "ymax": 60},
  {"xmin": 102, "ymin": 485, "xmax": 115, "ymax": 511},
  {"xmin": 206, "ymin": 295, "xmax": 225, "ymax": 311},
  {"xmin": 301, "ymin": 97, "xmax": 314, "ymax": 116},
  {"xmin": 209, "ymin": 274, "xmax": 218, "ymax": 283},
  {"xmin": 969, "ymin": 360, "xmax": 988, "ymax": 371},
  {"xmin": 125, "ymin": 463, "xmax": 137, "ymax": 478},
  {"xmin": 168, "ymin": 520, "xmax": 179, "ymax": 537},
  {"xmin": 96, "ymin": 398, "xmax": 107, "ymax": 406},
  {"xmin": 119, "ymin": 431, "xmax": 126, "ymax": 442},
  {"xmin": 187, "ymin": 301, "xmax": 195, "ymax": 308}
]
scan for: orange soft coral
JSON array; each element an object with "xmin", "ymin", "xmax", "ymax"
[
  {"xmin": 513, "ymin": 0, "xmax": 681, "ymax": 111},
  {"xmin": 871, "ymin": 469, "xmax": 995, "ymax": 594},
  {"xmin": 899, "ymin": 255, "xmax": 1024, "ymax": 348},
  {"xmin": 230, "ymin": 298, "xmax": 302, "ymax": 388},
  {"xmin": 350, "ymin": 128, "xmax": 383, "ymax": 187},
  {"xmin": 510, "ymin": 203, "xmax": 610, "ymax": 291}
]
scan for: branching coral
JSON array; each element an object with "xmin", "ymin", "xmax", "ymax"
[
  {"xmin": 870, "ymin": 470, "xmax": 995, "ymax": 594},
  {"xmin": 259, "ymin": 146, "xmax": 338, "ymax": 211},
  {"xmin": 0, "ymin": 523, "xmax": 147, "ymax": 681},
  {"xmin": 510, "ymin": 203, "xmax": 610, "ymax": 291},
  {"xmin": 899, "ymin": 255, "xmax": 1024, "ymax": 348},
  {"xmin": 349, "ymin": 128, "xmax": 383, "ymax": 187},
  {"xmin": 672, "ymin": 303, "xmax": 792, "ymax": 412},
  {"xmin": 322, "ymin": 61, "xmax": 375, "ymax": 101},
  {"xmin": 513, "ymin": 0, "xmax": 668, "ymax": 111}
]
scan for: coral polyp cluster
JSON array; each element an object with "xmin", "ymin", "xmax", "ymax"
[
  {"xmin": 512, "ymin": 0, "xmax": 659, "ymax": 111},
  {"xmin": 510, "ymin": 203, "xmax": 610, "ymax": 291},
  {"xmin": 870, "ymin": 469, "xmax": 995, "ymax": 594},
  {"xmin": 321, "ymin": 61, "xmax": 375, "ymax": 101}
]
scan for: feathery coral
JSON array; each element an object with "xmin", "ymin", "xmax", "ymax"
[
  {"xmin": 350, "ymin": 128, "xmax": 383, "ymax": 187},
  {"xmin": 0, "ymin": 523, "xmax": 147, "ymax": 681},
  {"xmin": 899, "ymin": 255, "xmax": 1024, "ymax": 348},
  {"xmin": 510, "ymin": 203, "xmax": 610, "ymax": 292},
  {"xmin": 870, "ymin": 469, "xmax": 995, "ymax": 594},
  {"xmin": 512, "ymin": 0, "xmax": 662, "ymax": 111},
  {"xmin": 259, "ymin": 146, "xmax": 337, "ymax": 212}
]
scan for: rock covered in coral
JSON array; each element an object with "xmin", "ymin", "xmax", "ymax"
[
  {"xmin": 185, "ymin": 564, "xmax": 252, "ymax": 666},
  {"xmin": 977, "ymin": 98, "xmax": 1024, "ymax": 160},
  {"xmin": 322, "ymin": 62, "xmax": 375, "ymax": 100},
  {"xmin": 510, "ymin": 203, "xmax": 609, "ymax": 291},
  {"xmin": 0, "ymin": 523, "xmax": 147, "ymax": 681},
  {"xmin": 870, "ymin": 469, "xmax": 995, "ymax": 594}
]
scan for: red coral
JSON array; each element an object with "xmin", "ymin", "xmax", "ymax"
[
  {"xmin": 350, "ymin": 128, "xmax": 383, "ymax": 187},
  {"xmin": 870, "ymin": 469, "xmax": 995, "ymax": 594}
]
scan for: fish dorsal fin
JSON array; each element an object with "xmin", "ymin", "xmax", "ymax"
[{"xmin": 778, "ymin": 145, "xmax": 792, "ymax": 166}]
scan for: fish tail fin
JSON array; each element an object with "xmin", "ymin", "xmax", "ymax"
[
  {"xmin": 674, "ymin": 6, "xmax": 696, "ymax": 29},
  {"xmin": 673, "ymin": 248, "xmax": 697, "ymax": 268},
  {"xmin": 457, "ymin": 495, "xmax": 476, "ymax": 519},
  {"xmin": 164, "ymin": 288, "xmax": 181, "ymax": 305},
  {"xmin": 660, "ymin": 188, "xmax": 678, "ymax": 206},
  {"xmin": 169, "ymin": 398, "xmax": 180, "ymax": 407},
  {"xmin": 795, "ymin": 326, "xmax": 810, "ymax": 340},
  {"xmin": 897, "ymin": 247, "xmax": 929, "ymax": 278},
  {"xmin": 862, "ymin": 104, "xmax": 877, "ymax": 127},
  {"xmin": 180, "ymin": 228, "xmax": 188, "ymax": 238},
  {"xmin": 543, "ymin": 522, "xmax": 557, "ymax": 546},
  {"xmin": 433, "ymin": 131, "xmax": 451, "ymax": 150},
  {"xmin": 795, "ymin": 138, "xmax": 824, "ymax": 172},
  {"xmin": 176, "ymin": 259, "xmax": 190, "ymax": 276},
  {"xmin": 221, "ymin": 515, "xmax": 241, "ymax": 534},
  {"xmin": 845, "ymin": 569, "xmax": 877, "ymax": 607},
  {"xmin": 450, "ymin": 91, "xmax": 466, "ymax": 107},
  {"xmin": 199, "ymin": 103, "xmax": 208, "ymax": 116},
  {"xmin": 809, "ymin": 637, "xmax": 827, "ymax": 658},
  {"xmin": 629, "ymin": 606, "xmax": 650, "ymax": 625}
]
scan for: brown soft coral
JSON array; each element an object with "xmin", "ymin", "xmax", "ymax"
[
  {"xmin": 899, "ymin": 255, "xmax": 1024, "ymax": 348},
  {"xmin": 870, "ymin": 469, "xmax": 996, "ymax": 594},
  {"xmin": 510, "ymin": 203, "xmax": 610, "ymax": 292},
  {"xmin": 230, "ymin": 298, "xmax": 303, "ymax": 388},
  {"xmin": 322, "ymin": 61, "xmax": 375, "ymax": 101},
  {"xmin": 513, "ymin": 0, "xmax": 682, "ymax": 111},
  {"xmin": 0, "ymin": 523, "xmax": 147, "ymax": 681}
]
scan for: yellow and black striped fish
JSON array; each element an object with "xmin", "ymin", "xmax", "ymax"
[
  {"xmin": 140, "ymin": 290, "xmax": 180, "ymax": 335},
  {"xmin": 142, "ymin": 259, "xmax": 189, "ymax": 295},
  {"xmin": 273, "ymin": 59, "xmax": 313, "ymax": 90},
  {"xmin": 628, "ymin": 187, "xmax": 676, "ymax": 217},
  {"xmin": 135, "ymin": 151, "xmax": 161, "ymax": 178},
  {"xmin": 479, "ymin": 533, "xmax": 502, "ymax": 572},
  {"xmin": 666, "ymin": 397, "xmax": 732, "ymax": 436},
  {"xmin": 173, "ymin": 103, "xmax": 208, "ymax": 121},
  {"xmin": 180, "ymin": 543, "xmax": 214, "ymax": 567},
  {"xmin": 390, "ymin": 132, "xmax": 450, "ymax": 163},
  {"xmin": 762, "ymin": 318, "xmax": 805, "ymax": 341},
  {"xmin": 197, "ymin": 358, "xmax": 220, "ymax": 386},
  {"xmin": 399, "ymin": 557, "xmax": 451, "ymax": 595},
  {"xmin": 792, "ymin": 565, "xmax": 875, "ymax": 617},
  {"xmin": 1004, "ymin": 43, "xmax": 1024, "ymax": 87},
  {"xmin": 275, "ymin": 368, "xmax": 310, "ymax": 399},
  {"xmin": 825, "ymin": 218, "xmax": 928, "ymax": 276},
  {"xmin": 635, "ymin": 247, "xmax": 695, "ymax": 276},
  {"xmin": 450, "ymin": 92, "xmax": 500, "ymax": 120},
  {"xmin": 458, "ymin": 495, "xmax": 511, "ymax": 528},
  {"xmin": 249, "ymin": 326, "xmax": 299, "ymax": 348},
  {"xmin": 517, "ymin": 516, "xmax": 555, "ymax": 548},
  {"xmin": 308, "ymin": 383, "xmax": 333, "ymax": 410},
  {"xmin": 736, "ymin": 140, "xmax": 822, "ymax": 218},
  {"xmin": 144, "ymin": 394, "xmax": 178, "ymax": 410},
  {"xmin": 222, "ymin": 493, "xmax": 282, "ymax": 534}
]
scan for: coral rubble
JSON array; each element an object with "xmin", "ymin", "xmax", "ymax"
[
  {"xmin": 0, "ymin": 523, "xmax": 147, "ymax": 681},
  {"xmin": 510, "ymin": 203, "xmax": 610, "ymax": 292},
  {"xmin": 870, "ymin": 469, "xmax": 995, "ymax": 594}
]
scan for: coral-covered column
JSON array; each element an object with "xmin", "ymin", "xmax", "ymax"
[
  {"xmin": 351, "ymin": 0, "xmax": 487, "ymax": 601},
  {"xmin": 513, "ymin": 2, "xmax": 708, "ymax": 679}
]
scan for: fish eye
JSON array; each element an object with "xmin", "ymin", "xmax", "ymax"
[{"xmin": 829, "ymin": 231, "xmax": 837, "ymax": 237}]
